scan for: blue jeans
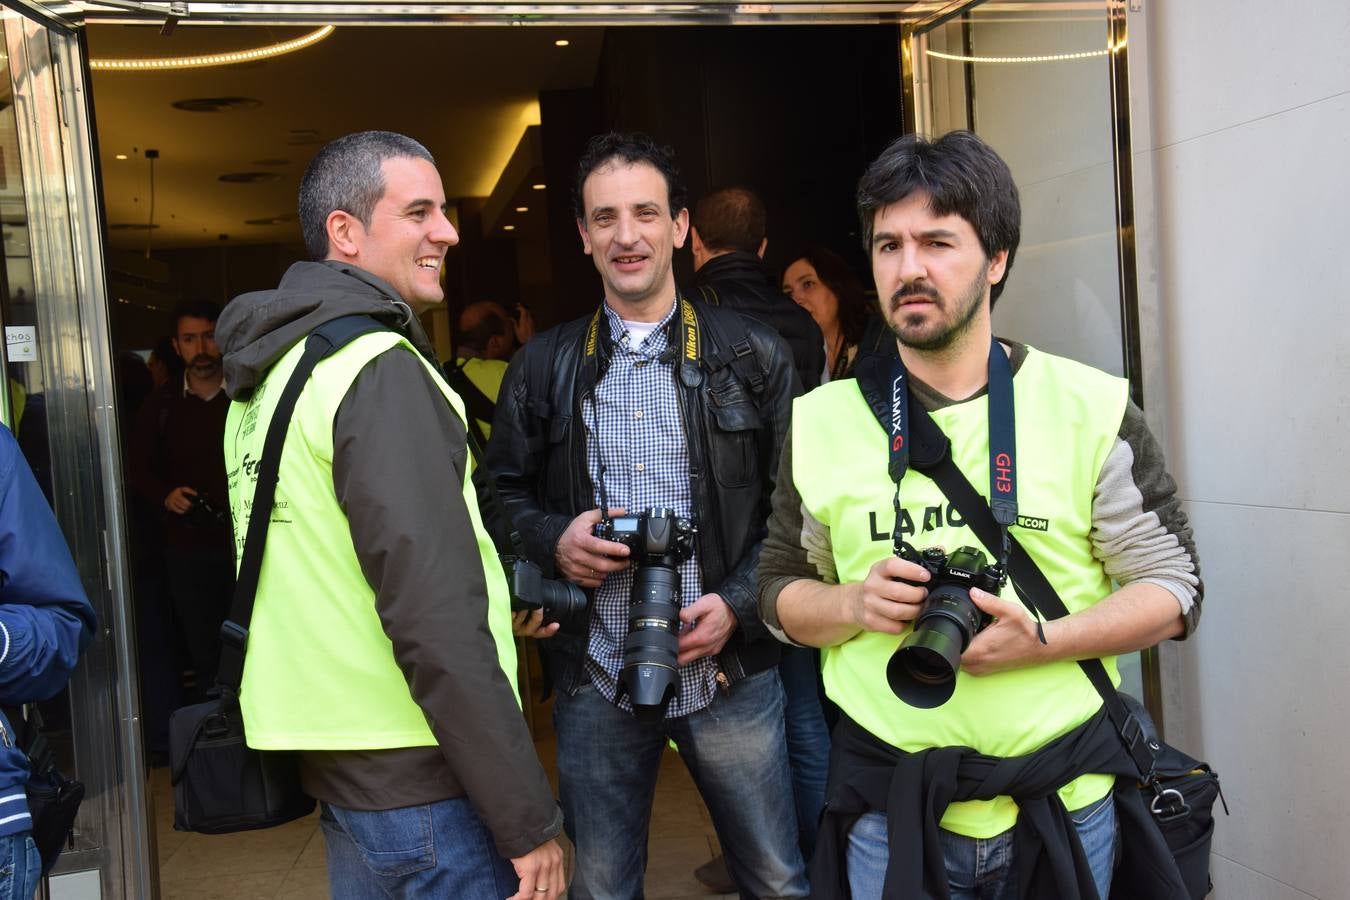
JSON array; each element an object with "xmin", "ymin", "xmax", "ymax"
[
  {"xmin": 0, "ymin": 833, "xmax": 41, "ymax": 900},
  {"xmin": 319, "ymin": 797, "xmax": 518, "ymax": 899},
  {"xmin": 778, "ymin": 646, "xmax": 830, "ymax": 859},
  {"xmin": 846, "ymin": 792, "xmax": 1118, "ymax": 900},
  {"xmin": 554, "ymin": 668, "xmax": 808, "ymax": 899}
]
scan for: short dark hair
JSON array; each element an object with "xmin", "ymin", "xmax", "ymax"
[
  {"xmin": 172, "ymin": 299, "xmax": 221, "ymax": 331},
  {"xmin": 572, "ymin": 132, "xmax": 687, "ymax": 221},
  {"xmin": 693, "ymin": 187, "xmax": 766, "ymax": 254},
  {"xmin": 457, "ymin": 306, "xmax": 510, "ymax": 354},
  {"xmin": 298, "ymin": 130, "xmax": 436, "ymax": 260},
  {"xmin": 856, "ymin": 130, "xmax": 1021, "ymax": 304},
  {"xmin": 781, "ymin": 245, "xmax": 873, "ymax": 348}
]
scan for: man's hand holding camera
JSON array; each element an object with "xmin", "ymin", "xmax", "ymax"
[
  {"xmin": 555, "ymin": 506, "xmax": 631, "ymax": 589},
  {"xmin": 677, "ymin": 593, "xmax": 736, "ymax": 665},
  {"xmin": 164, "ymin": 485, "xmax": 198, "ymax": 514},
  {"xmin": 959, "ymin": 588, "xmax": 1047, "ymax": 676},
  {"xmin": 848, "ymin": 555, "xmax": 931, "ymax": 636}
]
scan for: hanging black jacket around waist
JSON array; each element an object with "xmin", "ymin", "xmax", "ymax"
[
  {"xmin": 813, "ymin": 709, "xmax": 1190, "ymax": 900},
  {"xmin": 487, "ymin": 294, "xmax": 800, "ymax": 695}
]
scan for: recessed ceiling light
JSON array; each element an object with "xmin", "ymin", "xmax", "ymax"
[
  {"xmin": 532, "ymin": 183, "xmax": 546, "ymax": 190},
  {"xmin": 503, "ymin": 225, "xmax": 516, "ymax": 231},
  {"xmin": 115, "ymin": 154, "xmax": 128, "ymax": 160},
  {"xmin": 515, "ymin": 206, "xmax": 529, "ymax": 213},
  {"xmin": 555, "ymin": 39, "xmax": 570, "ymax": 47}
]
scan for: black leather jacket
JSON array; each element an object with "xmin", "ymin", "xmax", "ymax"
[
  {"xmin": 487, "ymin": 294, "xmax": 800, "ymax": 695},
  {"xmin": 692, "ymin": 251, "xmax": 826, "ymax": 391}
]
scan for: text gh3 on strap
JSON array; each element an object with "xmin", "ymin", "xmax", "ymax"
[{"xmin": 858, "ymin": 338, "xmax": 1026, "ymax": 611}]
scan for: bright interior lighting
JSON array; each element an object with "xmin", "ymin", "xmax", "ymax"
[
  {"xmin": 555, "ymin": 39, "xmax": 570, "ymax": 47},
  {"xmin": 532, "ymin": 184, "xmax": 546, "ymax": 190},
  {"xmin": 926, "ymin": 46, "xmax": 1113, "ymax": 65},
  {"xmin": 91, "ymin": 25, "xmax": 335, "ymax": 71},
  {"xmin": 503, "ymin": 225, "xmax": 516, "ymax": 231},
  {"xmin": 115, "ymin": 154, "xmax": 128, "ymax": 160},
  {"xmin": 515, "ymin": 206, "xmax": 529, "ymax": 213}
]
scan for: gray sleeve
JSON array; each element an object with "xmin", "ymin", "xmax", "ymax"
[
  {"xmin": 333, "ymin": 347, "xmax": 561, "ymax": 858},
  {"xmin": 757, "ymin": 420, "xmax": 838, "ymax": 645},
  {"xmin": 1091, "ymin": 401, "xmax": 1204, "ymax": 637}
]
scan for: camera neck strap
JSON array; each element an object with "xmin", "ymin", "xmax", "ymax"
[
  {"xmin": 867, "ymin": 338, "xmax": 1018, "ymax": 572},
  {"xmin": 860, "ymin": 345, "xmax": 1161, "ymax": 781}
]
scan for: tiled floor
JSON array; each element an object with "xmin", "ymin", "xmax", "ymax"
[{"xmin": 150, "ymin": 735, "xmax": 736, "ymax": 899}]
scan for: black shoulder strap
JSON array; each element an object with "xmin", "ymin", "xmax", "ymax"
[
  {"xmin": 442, "ymin": 359, "xmax": 498, "ymax": 439},
  {"xmin": 698, "ymin": 303, "xmax": 766, "ymax": 396},
  {"xmin": 912, "ymin": 431, "xmax": 1161, "ymax": 780},
  {"xmin": 214, "ymin": 314, "xmax": 388, "ymax": 694}
]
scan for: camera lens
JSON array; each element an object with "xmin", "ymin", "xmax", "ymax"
[
  {"xmin": 887, "ymin": 585, "xmax": 981, "ymax": 708},
  {"xmin": 538, "ymin": 578, "xmax": 590, "ymax": 634},
  {"xmin": 619, "ymin": 563, "xmax": 681, "ymax": 719}
]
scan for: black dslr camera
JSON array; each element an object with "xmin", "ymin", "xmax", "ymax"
[
  {"xmin": 594, "ymin": 508, "xmax": 697, "ymax": 719},
  {"xmin": 887, "ymin": 545, "xmax": 1006, "ymax": 709},
  {"xmin": 502, "ymin": 556, "xmax": 590, "ymax": 634}
]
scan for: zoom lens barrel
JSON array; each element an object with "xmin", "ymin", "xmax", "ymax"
[{"xmin": 619, "ymin": 562, "xmax": 681, "ymax": 718}]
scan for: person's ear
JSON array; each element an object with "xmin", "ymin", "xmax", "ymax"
[
  {"xmin": 577, "ymin": 218, "xmax": 593, "ymax": 256},
  {"xmin": 672, "ymin": 208, "xmax": 690, "ymax": 249},
  {"xmin": 757, "ymin": 237, "xmax": 768, "ymax": 260},
  {"xmin": 327, "ymin": 210, "xmax": 363, "ymax": 259}
]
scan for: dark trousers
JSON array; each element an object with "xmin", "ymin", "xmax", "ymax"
[{"xmin": 164, "ymin": 546, "xmax": 235, "ymax": 700}]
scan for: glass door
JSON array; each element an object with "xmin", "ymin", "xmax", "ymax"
[{"xmin": 1, "ymin": 6, "xmax": 153, "ymax": 897}]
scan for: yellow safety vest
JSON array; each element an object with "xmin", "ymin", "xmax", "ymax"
[
  {"xmin": 223, "ymin": 330, "xmax": 517, "ymax": 749},
  {"xmin": 792, "ymin": 346, "xmax": 1128, "ymax": 837}
]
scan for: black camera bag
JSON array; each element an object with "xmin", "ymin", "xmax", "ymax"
[
  {"xmin": 4, "ymin": 704, "xmax": 84, "ymax": 874},
  {"xmin": 903, "ymin": 397, "xmax": 1225, "ymax": 900},
  {"xmin": 169, "ymin": 315, "xmax": 388, "ymax": 834}
]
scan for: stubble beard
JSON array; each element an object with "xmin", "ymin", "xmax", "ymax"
[{"xmin": 889, "ymin": 263, "xmax": 991, "ymax": 353}]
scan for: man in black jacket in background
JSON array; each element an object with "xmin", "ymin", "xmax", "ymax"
[
  {"xmin": 688, "ymin": 186, "xmax": 832, "ymax": 889},
  {"xmin": 690, "ymin": 187, "xmax": 825, "ymax": 391}
]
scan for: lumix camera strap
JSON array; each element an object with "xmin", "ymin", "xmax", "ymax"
[
  {"xmin": 854, "ymin": 344, "xmax": 1159, "ymax": 780},
  {"xmin": 858, "ymin": 339, "xmax": 1022, "ymax": 604}
]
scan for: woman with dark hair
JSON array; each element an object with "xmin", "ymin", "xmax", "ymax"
[{"xmin": 781, "ymin": 246, "xmax": 873, "ymax": 381}]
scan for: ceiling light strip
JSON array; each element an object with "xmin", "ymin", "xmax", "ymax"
[
  {"xmin": 926, "ymin": 46, "xmax": 1116, "ymax": 64},
  {"xmin": 90, "ymin": 25, "xmax": 335, "ymax": 71}
]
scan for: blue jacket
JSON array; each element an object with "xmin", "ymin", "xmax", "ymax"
[{"xmin": 0, "ymin": 425, "xmax": 96, "ymax": 837}]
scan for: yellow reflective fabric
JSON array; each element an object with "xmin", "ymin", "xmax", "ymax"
[
  {"xmin": 224, "ymin": 330, "xmax": 518, "ymax": 750},
  {"xmin": 792, "ymin": 347, "xmax": 1128, "ymax": 838}
]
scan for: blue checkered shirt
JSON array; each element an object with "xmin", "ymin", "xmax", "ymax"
[{"xmin": 581, "ymin": 300, "xmax": 718, "ymax": 718}]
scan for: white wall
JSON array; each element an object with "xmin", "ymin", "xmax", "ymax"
[{"xmin": 1135, "ymin": 2, "xmax": 1350, "ymax": 897}]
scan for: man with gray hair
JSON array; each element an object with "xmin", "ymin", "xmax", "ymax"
[{"xmin": 215, "ymin": 131, "xmax": 564, "ymax": 900}]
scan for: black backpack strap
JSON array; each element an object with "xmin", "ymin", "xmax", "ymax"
[
  {"xmin": 442, "ymin": 359, "xmax": 498, "ymax": 444},
  {"xmin": 697, "ymin": 303, "xmax": 767, "ymax": 396},
  {"xmin": 908, "ymin": 427, "xmax": 1160, "ymax": 780},
  {"xmin": 215, "ymin": 314, "xmax": 388, "ymax": 694}
]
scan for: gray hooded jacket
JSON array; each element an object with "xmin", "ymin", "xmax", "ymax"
[{"xmin": 217, "ymin": 260, "xmax": 562, "ymax": 858}]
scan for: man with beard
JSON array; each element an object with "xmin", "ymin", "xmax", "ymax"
[
  {"xmin": 757, "ymin": 131, "xmax": 1203, "ymax": 898},
  {"xmin": 129, "ymin": 300, "xmax": 235, "ymax": 702}
]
